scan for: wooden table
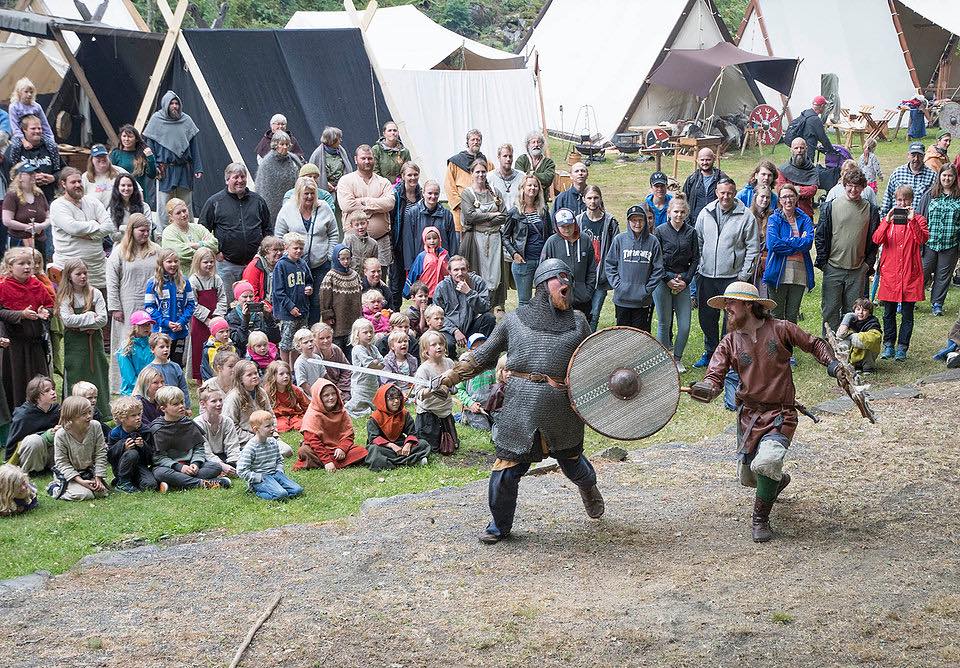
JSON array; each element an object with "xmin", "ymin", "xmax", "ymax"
[{"xmin": 672, "ymin": 136, "xmax": 723, "ymax": 179}]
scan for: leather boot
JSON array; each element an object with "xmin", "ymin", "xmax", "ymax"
[
  {"xmin": 752, "ymin": 496, "xmax": 775, "ymax": 542},
  {"xmin": 774, "ymin": 473, "xmax": 791, "ymax": 501},
  {"xmin": 579, "ymin": 485, "xmax": 605, "ymax": 519}
]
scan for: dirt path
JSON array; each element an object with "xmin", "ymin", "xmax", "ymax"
[{"xmin": 2, "ymin": 379, "xmax": 959, "ymax": 667}]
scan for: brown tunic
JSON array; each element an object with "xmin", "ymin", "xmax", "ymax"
[{"xmin": 702, "ymin": 318, "xmax": 833, "ymax": 455}]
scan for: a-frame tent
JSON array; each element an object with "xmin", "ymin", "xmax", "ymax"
[
  {"xmin": 519, "ymin": 0, "xmax": 765, "ymax": 140},
  {"xmin": 737, "ymin": 0, "xmax": 958, "ymax": 120}
]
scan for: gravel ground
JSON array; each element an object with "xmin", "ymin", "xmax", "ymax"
[{"xmin": 1, "ymin": 381, "xmax": 958, "ymax": 668}]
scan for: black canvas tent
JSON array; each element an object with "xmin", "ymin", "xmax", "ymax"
[{"xmin": 163, "ymin": 29, "xmax": 390, "ymax": 206}]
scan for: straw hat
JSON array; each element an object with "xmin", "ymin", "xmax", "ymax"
[{"xmin": 706, "ymin": 281, "xmax": 776, "ymax": 310}]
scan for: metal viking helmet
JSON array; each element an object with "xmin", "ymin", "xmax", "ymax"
[{"xmin": 533, "ymin": 258, "xmax": 572, "ymax": 288}]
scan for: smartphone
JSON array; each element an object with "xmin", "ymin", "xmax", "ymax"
[
  {"xmin": 248, "ymin": 301, "xmax": 264, "ymax": 314},
  {"xmin": 891, "ymin": 207, "xmax": 909, "ymax": 225}
]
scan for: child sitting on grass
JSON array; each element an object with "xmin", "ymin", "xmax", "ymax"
[
  {"xmin": 224, "ymin": 360, "xmax": 292, "ymax": 456},
  {"xmin": 361, "ymin": 288, "xmax": 391, "ymax": 336},
  {"xmin": 405, "ymin": 281, "xmax": 430, "ymax": 337},
  {"xmin": 381, "ymin": 329, "xmax": 418, "ymax": 395},
  {"xmin": 376, "ymin": 312, "xmax": 419, "ymax": 360},
  {"xmin": 194, "ymin": 383, "xmax": 240, "ymax": 476},
  {"xmin": 147, "ymin": 386, "xmax": 229, "ymax": 491},
  {"xmin": 423, "ymin": 303, "xmax": 455, "ymax": 355},
  {"xmin": 48, "ymin": 396, "xmax": 109, "ymax": 501},
  {"xmin": 205, "ymin": 350, "xmax": 239, "ymax": 396},
  {"xmin": 133, "ymin": 367, "xmax": 164, "ymax": 423},
  {"xmin": 71, "ymin": 381, "xmax": 110, "ymax": 441},
  {"xmin": 414, "ymin": 330, "xmax": 458, "ymax": 455},
  {"xmin": 0, "ymin": 463, "xmax": 38, "ymax": 516},
  {"xmin": 292, "ymin": 328, "xmax": 325, "ymax": 395},
  {"xmin": 346, "ymin": 317, "xmax": 383, "ymax": 418},
  {"xmin": 246, "ymin": 329, "xmax": 279, "ymax": 374},
  {"xmin": 364, "ymin": 383, "xmax": 430, "ymax": 472},
  {"xmin": 295, "ymin": 379, "xmax": 367, "ymax": 472},
  {"xmin": 6, "ymin": 375, "xmax": 60, "ymax": 475},
  {"xmin": 200, "ymin": 317, "xmax": 234, "ymax": 381},
  {"xmin": 836, "ymin": 298, "xmax": 883, "ymax": 372},
  {"xmin": 237, "ymin": 410, "xmax": 304, "ymax": 501},
  {"xmin": 456, "ymin": 333, "xmax": 496, "ymax": 431},
  {"xmin": 312, "ymin": 322, "xmax": 351, "ymax": 401},
  {"xmin": 264, "ymin": 360, "xmax": 309, "ymax": 433},
  {"xmin": 107, "ymin": 395, "xmax": 163, "ymax": 493},
  {"xmin": 148, "ymin": 332, "xmax": 190, "ymax": 410}
]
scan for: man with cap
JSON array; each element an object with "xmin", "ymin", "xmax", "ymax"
[
  {"xmin": 688, "ymin": 281, "xmax": 842, "ymax": 542},
  {"xmin": 645, "ymin": 171, "xmax": 673, "ymax": 227},
  {"xmin": 282, "ymin": 163, "xmax": 336, "ymax": 211},
  {"xmin": 540, "ymin": 207, "xmax": 596, "ymax": 317},
  {"xmin": 682, "ymin": 148, "xmax": 728, "ymax": 227},
  {"xmin": 925, "ymin": 131, "xmax": 951, "ymax": 172},
  {"xmin": 797, "ymin": 95, "xmax": 835, "ymax": 162},
  {"xmin": 440, "ymin": 257, "xmax": 603, "ymax": 544},
  {"xmin": 882, "ymin": 143, "xmax": 937, "ymax": 216},
  {"xmin": 143, "ymin": 91, "xmax": 203, "ymax": 230},
  {"xmin": 604, "ymin": 203, "xmax": 663, "ymax": 332}
]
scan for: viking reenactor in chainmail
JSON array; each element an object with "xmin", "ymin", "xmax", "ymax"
[
  {"xmin": 440, "ymin": 258, "xmax": 604, "ymax": 544},
  {"xmin": 688, "ymin": 281, "xmax": 843, "ymax": 542}
]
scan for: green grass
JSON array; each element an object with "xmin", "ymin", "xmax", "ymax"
[{"xmin": 3, "ymin": 134, "xmax": 956, "ymax": 580}]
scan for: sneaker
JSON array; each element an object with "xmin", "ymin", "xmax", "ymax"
[
  {"xmin": 895, "ymin": 346, "xmax": 907, "ymax": 361},
  {"xmin": 675, "ymin": 359, "xmax": 686, "ymax": 374},
  {"xmin": 947, "ymin": 352, "xmax": 960, "ymax": 368},
  {"xmin": 116, "ymin": 482, "xmax": 138, "ymax": 494},
  {"xmin": 933, "ymin": 340, "xmax": 958, "ymax": 361},
  {"xmin": 880, "ymin": 344, "xmax": 895, "ymax": 359},
  {"xmin": 693, "ymin": 352, "xmax": 710, "ymax": 368},
  {"xmin": 158, "ymin": 482, "xmax": 169, "ymax": 494},
  {"xmin": 478, "ymin": 529, "xmax": 505, "ymax": 545},
  {"xmin": 933, "ymin": 303, "xmax": 944, "ymax": 316},
  {"xmin": 215, "ymin": 476, "xmax": 232, "ymax": 489},
  {"xmin": 419, "ymin": 457, "xmax": 429, "ymax": 466}
]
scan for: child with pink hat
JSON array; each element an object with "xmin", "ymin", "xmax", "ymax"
[
  {"xmin": 225, "ymin": 280, "xmax": 280, "ymax": 353},
  {"xmin": 116, "ymin": 310, "xmax": 156, "ymax": 395},
  {"xmin": 200, "ymin": 316, "xmax": 235, "ymax": 381}
]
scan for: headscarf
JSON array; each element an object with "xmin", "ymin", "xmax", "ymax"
[
  {"xmin": 419, "ymin": 226, "xmax": 449, "ymax": 295},
  {"xmin": 370, "ymin": 383, "xmax": 406, "ymax": 442},
  {"xmin": 142, "ymin": 91, "xmax": 200, "ymax": 157},
  {"xmin": 331, "ymin": 243, "xmax": 352, "ymax": 275},
  {"xmin": 301, "ymin": 378, "xmax": 354, "ymax": 445}
]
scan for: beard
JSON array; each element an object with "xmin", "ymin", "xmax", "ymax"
[
  {"xmin": 725, "ymin": 308, "xmax": 746, "ymax": 331},
  {"xmin": 790, "ymin": 153, "xmax": 808, "ymax": 168},
  {"xmin": 168, "ymin": 108, "xmax": 181, "ymax": 120},
  {"xmin": 549, "ymin": 285, "xmax": 572, "ymax": 310},
  {"xmin": 529, "ymin": 147, "xmax": 543, "ymax": 157}
]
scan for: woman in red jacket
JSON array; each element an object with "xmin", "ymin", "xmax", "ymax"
[{"xmin": 873, "ymin": 185, "xmax": 929, "ymax": 361}]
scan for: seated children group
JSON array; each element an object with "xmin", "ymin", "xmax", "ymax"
[{"xmin": 0, "ymin": 231, "xmax": 501, "ymax": 515}]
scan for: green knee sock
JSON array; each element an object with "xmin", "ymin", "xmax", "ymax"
[{"xmin": 755, "ymin": 474, "xmax": 778, "ymax": 503}]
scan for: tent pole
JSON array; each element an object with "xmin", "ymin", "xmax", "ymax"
[
  {"xmin": 533, "ymin": 50, "xmax": 550, "ymax": 158},
  {"xmin": 708, "ymin": 67, "xmax": 724, "ymax": 122},
  {"xmin": 135, "ymin": 0, "xmax": 189, "ymax": 130},
  {"xmin": 51, "ymin": 28, "xmax": 118, "ymax": 146},
  {"xmin": 888, "ymin": 0, "xmax": 921, "ymax": 90},
  {"xmin": 154, "ymin": 0, "xmax": 245, "ymax": 169},
  {"xmin": 343, "ymin": 0, "xmax": 416, "ymax": 166}
]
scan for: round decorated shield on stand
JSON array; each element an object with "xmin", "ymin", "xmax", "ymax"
[{"xmin": 566, "ymin": 326, "xmax": 680, "ymax": 440}]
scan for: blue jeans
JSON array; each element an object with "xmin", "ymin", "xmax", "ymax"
[
  {"xmin": 250, "ymin": 472, "xmax": 304, "ymax": 501},
  {"xmin": 589, "ymin": 289, "xmax": 607, "ymax": 331},
  {"xmin": 724, "ymin": 369, "xmax": 739, "ymax": 411},
  {"xmin": 511, "ymin": 259, "xmax": 539, "ymax": 307},
  {"xmin": 309, "ymin": 261, "xmax": 330, "ymax": 325},
  {"xmin": 486, "ymin": 454, "xmax": 597, "ymax": 538},
  {"xmin": 652, "ymin": 282, "xmax": 692, "ymax": 360}
]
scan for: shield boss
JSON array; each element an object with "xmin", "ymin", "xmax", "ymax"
[{"xmin": 566, "ymin": 326, "xmax": 680, "ymax": 440}]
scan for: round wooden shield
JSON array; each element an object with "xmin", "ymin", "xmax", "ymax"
[
  {"xmin": 748, "ymin": 104, "xmax": 783, "ymax": 145},
  {"xmin": 566, "ymin": 326, "xmax": 680, "ymax": 441}
]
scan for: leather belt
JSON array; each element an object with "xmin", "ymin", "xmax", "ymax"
[{"xmin": 507, "ymin": 369, "xmax": 567, "ymax": 389}]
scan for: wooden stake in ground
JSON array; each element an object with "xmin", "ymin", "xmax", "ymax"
[{"xmin": 229, "ymin": 592, "xmax": 283, "ymax": 668}]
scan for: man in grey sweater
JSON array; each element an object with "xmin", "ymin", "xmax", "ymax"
[
  {"xmin": 434, "ymin": 256, "xmax": 496, "ymax": 353},
  {"xmin": 693, "ymin": 178, "xmax": 760, "ymax": 367}
]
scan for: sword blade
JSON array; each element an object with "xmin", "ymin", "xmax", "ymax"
[{"xmin": 307, "ymin": 357, "xmax": 435, "ymax": 389}]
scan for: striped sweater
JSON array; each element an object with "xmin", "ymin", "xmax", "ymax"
[{"xmin": 236, "ymin": 436, "xmax": 284, "ymax": 485}]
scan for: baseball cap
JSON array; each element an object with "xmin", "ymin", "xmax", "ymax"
[
  {"xmin": 555, "ymin": 207, "xmax": 576, "ymax": 226},
  {"xmin": 812, "ymin": 95, "xmax": 827, "ymax": 106},
  {"xmin": 15, "ymin": 162, "xmax": 38, "ymax": 174},
  {"xmin": 129, "ymin": 310, "xmax": 155, "ymax": 326},
  {"xmin": 233, "ymin": 280, "xmax": 255, "ymax": 299},
  {"xmin": 909, "ymin": 142, "xmax": 925, "ymax": 155},
  {"xmin": 626, "ymin": 204, "xmax": 647, "ymax": 220},
  {"xmin": 649, "ymin": 171, "xmax": 668, "ymax": 186},
  {"xmin": 90, "ymin": 144, "xmax": 108, "ymax": 157},
  {"xmin": 298, "ymin": 163, "xmax": 320, "ymax": 177},
  {"xmin": 209, "ymin": 317, "xmax": 229, "ymax": 335},
  {"xmin": 467, "ymin": 333, "xmax": 486, "ymax": 350}
]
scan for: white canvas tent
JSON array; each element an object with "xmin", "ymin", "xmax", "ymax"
[
  {"xmin": 737, "ymin": 0, "xmax": 958, "ymax": 119},
  {"xmin": 521, "ymin": 0, "xmax": 762, "ymax": 140},
  {"xmin": 287, "ymin": 4, "xmax": 524, "ymax": 70}
]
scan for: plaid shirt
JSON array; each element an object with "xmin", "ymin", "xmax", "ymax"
[
  {"xmin": 882, "ymin": 164, "xmax": 937, "ymax": 215},
  {"xmin": 926, "ymin": 195, "xmax": 960, "ymax": 251}
]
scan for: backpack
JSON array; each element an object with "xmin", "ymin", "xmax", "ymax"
[{"xmin": 783, "ymin": 113, "xmax": 808, "ymax": 146}]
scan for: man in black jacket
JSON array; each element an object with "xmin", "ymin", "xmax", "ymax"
[
  {"xmin": 200, "ymin": 162, "xmax": 272, "ymax": 289},
  {"xmin": 799, "ymin": 95, "xmax": 835, "ymax": 161},
  {"xmin": 682, "ymin": 148, "xmax": 728, "ymax": 226}
]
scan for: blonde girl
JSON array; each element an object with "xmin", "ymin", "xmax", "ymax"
[
  {"xmin": 56, "ymin": 259, "xmax": 110, "ymax": 418},
  {"xmin": 413, "ymin": 329, "xmax": 458, "ymax": 455},
  {"xmin": 207, "ymin": 349, "xmax": 239, "ymax": 395},
  {"xmin": 345, "ymin": 318, "xmax": 382, "ymax": 417},
  {"xmin": 188, "ymin": 246, "xmax": 227, "ymax": 382},
  {"xmin": 263, "ymin": 360, "xmax": 309, "ymax": 432},
  {"xmin": 49, "ymin": 396, "xmax": 108, "ymax": 501},
  {"xmin": 144, "ymin": 247, "xmax": 195, "ymax": 367},
  {"xmin": 133, "ymin": 366, "xmax": 164, "ymax": 423},
  {"xmin": 223, "ymin": 359, "xmax": 289, "ymax": 455},
  {"xmin": 107, "ymin": 212, "xmax": 160, "ymax": 390},
  {"xmin": 9, "ymin": 78, "xmax": 53, "ymax": 141},
  {"xmin": 0, "ymin": 464, "xmax": 38, "ymax": 516}
]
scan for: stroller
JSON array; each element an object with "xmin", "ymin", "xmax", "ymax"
[{"xmin": 817, "ymin": 145, "xmax": 852, "ymax": 194}]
